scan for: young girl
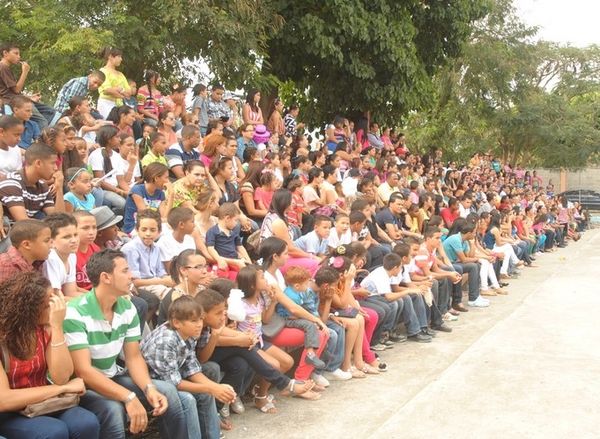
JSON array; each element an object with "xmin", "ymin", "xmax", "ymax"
[
  {"xmin": 140, "ymin": 131, "xmax": 168, "ymax": 168},
  {"xmin": 236, "ymin": 265, "xmax": 317, "ymax": 412},
  {"xmin": 116, "ymin": 133, "xmax": 141, "ymax": 189},
  {"xmin": 157, "ymin": 110, "xmax": 177, "ymax": 147},
  {"xmin": 122, "ymin": 162, "xmax": 171, "ymax": 234},
  {"xmin": 40, "ymin": 127, "xmax": 67, "ymax": 170},
  {"xmin": 74, "ymin": 137, "xmax": 88, "ymax": 163},
  {"xmin": 64, "ymin": 167, "xmax": 96, "ymax": 212},
  {"xmin": 254, "ymin": 171, "xmax": 277, "ymax": 212},
  {"xmin": 264, "ymin": 152, "xmax": 283, "ymax": 185}
]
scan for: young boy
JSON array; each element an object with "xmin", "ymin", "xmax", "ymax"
[
  {"xmin": 91, "ymin": 206, "xmax": 123, "ymax": 249},
  {"xmin": 360, "ymin": 253, "xmax": 432, "ymax": 344},
  {"xmin": 276, "ymin": 266, "xmax": 328, "ymax": 369},
  {"xmin": 157, "ymin": 207, "xmax": 196, "ymax": 272},
  {"xmin": 43, "ymin": 213, "xmax": 80, "ymax": 297},
  {"xmin": 11, "ymin": 95, "xmax": 40, "ymax": 149},
  {"xmin": 73, "ymin": 210, "xmax": 99, "ymax": 292},
  {"xmin": 122, "ymin": 209, "xmax": 173, "ymax": 301},
  {"xmin": 294, "ymin": 215, "xmax": 331, "ymax": 257},
  {"xmin": 141, "ymin": 296, "xmax": 226, "ymax": 439},
  {"xmin": 0, "ymin": 219, "xmax": 51, "ymax": 282},
  {"xmin": 205, "ymin": 203, "xmax": 251, "ymax": 281},
  {"xmin": 0, "ymin": 115, "xmax": 24, "ymax": 177},
  {"xmin": 327, "ymin": 213, "xmax": 351, "ymax": 252}
]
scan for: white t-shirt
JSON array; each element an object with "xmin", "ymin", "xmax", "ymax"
[
  {"xmin": 0, "ymin": 145, "xmax": 23, "ymax": 174},
  {"xmin": 327, "ymin": 228, "xmax": 352, "ymax": 249},
  {"xmin": 113, "ymin": 154, "xmax": 141, "ymax": 185},
  {"xmin": 156, "ymin": 229, "xmax": 195, "ymax": 262},
  {"xmin": 88, "ymin": 148, "xmax": 124, "ymax": 186},
  {"xmin": 360, "ymin": 266, "xmax": 400, "ymax": 296},
  {"xmin": 43, "ymin": 250, "xmax": 76, "ymax": 290},
  {"xmin": 264, "ymin": 269, "xmax": 286, "ymax": 291}
]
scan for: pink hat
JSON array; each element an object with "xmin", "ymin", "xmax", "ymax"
[{"xmin": 253, "ymin": 124, "xmax": 271, "ymax": 144}]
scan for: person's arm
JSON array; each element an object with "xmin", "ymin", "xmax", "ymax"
[
  {"xmin": 44, "ymin": 291, "xmax": 72, "ymax": 384},
  {"xmin": 207, "ymin": 245, "xmax": 229, "ymax": 270},
  {"xmin": 196, "ymin": 326, "xmax": 226, "ymax": 363},
  {"xmin": 61, "ymin": 282, "xmax": 79, "ymax": 297},
  {"xmin": 241, "ymin": 191, "xmax": 267, "ymax": 217},
  {"xmin": 170, "ymin": 165, "xmax": 185, "ymax": 179},
  {"xmin": 236, "ymin": 245, "xmax": 251, "ymax": 264},
  {"xmin": 271, "ymin": 219, "xmax": 314, "ymax": 259},
  {"xmin": 47, "ymin": 171, "xmax": 65, "ymax": 213},
  {"xmin": 384, "ymin": 222, "xmax": 402, "ymax": 241},
  {"xmin": 131, "ymin": 193, "xmax": 147, "ymax": 212},
  {"xmin": 273, "ymin": 287, "xmax": 326, "ymax": 329},
  {"xmin": 133, "ymin": 276, "xmax": 173, "ymax": 288},
  {"xmin": 179, "ymin": 373, "xmax": 236, "ymax": 405}
]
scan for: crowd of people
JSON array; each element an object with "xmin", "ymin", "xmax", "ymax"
[{"xmin": 0, "ymin": 42, "xmax": 590, "ymax": 439}]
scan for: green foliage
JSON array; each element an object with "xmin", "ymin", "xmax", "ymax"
[
  {"xmin": 264, "ymin": 0, "xmax": 490, "ymax": 126},
  {"xmin": 406, "ymin": 0, "xmax": 600, "ymax": 169}
]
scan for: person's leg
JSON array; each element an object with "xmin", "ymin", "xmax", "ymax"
[
  {"xmin": 285, "ymin": 318, "xmax": 321, "ymax": 350},
  {"xmin": 399, "ymin": 296, "xmax": 421, "ymax": 336},
  {"xmin": 217, "ymin": 355, "xmax": 250, "ymax": 397},
  {"xmin": 292, "ymin": 328, "xmax": 329, "ymax": 381},
  {"xmin": 410, "ymin": 294, "xmax": 429, "ymax": 329},
  {"xmin": 339, "ymin": 317, "xmax": 359, "ymax": 371},
  {"xmin": 33, "ymin": 101, "xmax": 59, "ymax": 126},
  {"xmin": 479, "ymin": 259, "xmax": 490, "ymax": 290},
  {"xmin": 112, "ymin": 376, "xmax": 188, "ymax": 439},
  {"xmin": 361, "ymin": 297, "xmax": 387, "ymax": 344},
  {"xmin": 436, "ymin": 278, "xmax": 451, "ymax": 315},
  {"xmin": 79, "ymin": 389, "xmax": 127, "ymax": 439},
  {"xmin": 0, "ymin": 412, "xmax": 72, "ymax": 439},
  {"xmin": 361, "ymin": 307, "xmax": 378, "ymax": 363},
  {"xmin": 55, "ymin": 406, "xmax": 101, "ymax": 439},
  {"xmin": 91, "ymin": 187, "xmax": 105, "ymax": 208},
  {"xmin": 30, "ymin": 103, "xmax": 49, "ymax": 129},
  {"xmin": 101, "ymin": 190, "xmax": 126, "ymax": 217},
  {"xmin": 351, "ymin": 314, "xmax": 366, "ymax": 369},
  {"xmin": 494, "ymin": 245, "xmax": 511, "ymax": 275},
  {"xmin": 451, "ymin": 263, "xmax": 464, "ymax": 304},
  {"xmin": 463, "ymin": 262, "xmax": 481, "ymax": 301},
  {"xmin": 176, "ymin": 391, "xmax": 202, "ymax": 439},
  {"xmin": 324, "ymin": 321, "xmax": 344, "ymax": 372},
  {"xmin": 191, "ymin": 390, "xmax": 221, "ymax": 439}
]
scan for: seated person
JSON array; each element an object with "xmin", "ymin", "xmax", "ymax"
[
  {"xmin": 156, "ymin": 207, "xmax": 197, "ymax": 272},
  {"xmin": 0, "ymin": 219, "xmax": 51, "ymax": 282},
  {"xmin": 293, "ymin": 215, "xmax": 331, "ymax": 258},
  {"xmin": 10, "ymin": 95, "xmax": 39, "ymax": 149}
]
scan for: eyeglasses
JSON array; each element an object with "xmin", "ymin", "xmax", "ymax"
[{"xmin": 185, "ymin": 264, "xmax": 207, "ymax": 271}]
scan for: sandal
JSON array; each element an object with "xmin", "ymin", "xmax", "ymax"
[
  {"xmin": 361, "ymin": 364, "xmax": 380, "ymax": 375},
  {"xmin": 280, "ymin": 379, "xmax": 315, "ymax": 397},
  {"xmin": 254, "ymin": 395, "xmax": 277, "ymax": 414},
  {"xmin": 252, "ymin": 384, "xmax": 276, "ymax": 403},
  {"xmin": 480, "ymin": 289, "xmax": 497, "ymax": 296},
  {"xmin": 494, "ymin": 288, "xmax": 508, "ymax": 295},
  {"xmin": 349, "ymin": 366, "xmax": 366, "ymax": 378},
  {"xmin": 295, "ymin": 389, "xmax": 322, "ymax": 400},
  {"xmin": 219, "ymin": 413, "xmax": 233, "ymax": 431}
]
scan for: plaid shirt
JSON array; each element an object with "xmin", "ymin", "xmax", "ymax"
[
  {"xmin": 54, "ymin": 76, "xmax": 88, "ymax": 113},
  {"xmin": 206, "ymin": 98, "xmax": 231, "ymax": 121},
  {"xmin": 0, "ymin": 246, "xmax": 40, "ymax": 283},
  {"xmin": 140, "ymin": 323, "xmax": 202, "ymax": 387}
]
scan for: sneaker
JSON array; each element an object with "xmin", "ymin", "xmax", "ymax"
[
  {"xmin": 311, "ymin": 372, "xmax": 330, "ymax": 387},
  {"xmin": 230, "ymin": 396, "xmax": 245, "ymax": 414},
  {"xmin": 408, "ymin": 333, "xmax": 432, "ymax": 343},
  {"xmin": 383, "ymin": 339, "xmax": 395, "ymax": 346},
  {"xmin": 432, "ymin": 323, "xmax": 453, "ymax": 333},
  {"xmin": 422, "ymin": 328, "xmax": 437, "ymax": 337},
  {"xmin": 371, "ymin": 343, "xmax": 387, "ymax": 351},
  {"xmin": 443, "ymin": 312, "xmax": 458, "ymax": 322},
  {"xmin": 468, "ymin": 296, "xmax": 490, "ymax": 307},
  {"xmin": 322, "ymin": 368, "xmax": 352, "ymax": 381},
  {"xmin": 305, "ymin": 351, "xmax": 326, "ymax": 369},
  {"xmin": 389, "ymin": 333, "xmax": 407, "ymax": 343}
]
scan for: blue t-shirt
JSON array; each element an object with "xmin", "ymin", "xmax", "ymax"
[
  {"xmin": 205, "ymin": 223, "xmax": 241, "ymax": 259},
  {"xmin": 294, "ymin": 230, "xmax": 328, "ymax": 255},
  {"xmin": 375, "ymin": 207, "xmax": 401, "ymax": 231},
  {"xmin": 64, "ymin": 191, "xmax": 95, "ymax": 211},
  {"xmin": 276, "ymin": 286, "xmax": 320, "ymax": 319},
  {"xmin": 123, "ymin": 183, "xmax": 165, "ymax": 234},
  {"xmin": 442, "ymin": 233, "xmax": 468, "ymax": 263}
]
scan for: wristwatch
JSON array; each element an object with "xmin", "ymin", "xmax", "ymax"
[{"xmin": 123, "ymin": 391, "xmax": 137, "ymax": 405}]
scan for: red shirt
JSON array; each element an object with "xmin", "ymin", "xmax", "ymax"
[
  {"xmin": 0, "ymin": 246, "xmax": 39, "ymax": 283},
  {"xmin": 440, "ymin": 208, "xmax": 459, "ymax": 228},
  {"xmin": 4, "ymin": 326, "xmax": 50, "ymax": 389},
  {"xmin": 76, "ymin": 243, "xmax": 100, "ymax": 291},
  {"xmin": 286, "ymin": 192, "xmax": 304, "ymax": 227}
]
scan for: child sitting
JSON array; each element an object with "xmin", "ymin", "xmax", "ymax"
[
  {"xmin": 0, "ymin": 219, "xmax": 51, "ymax": 282},
  {"xmin": 10, "ymin": 95, "xmax": 40, "ymax": 149},
  {"xmin": 205, "ymin": 203, "xmax": 252, "ymax": 281},
  {"xmin": 293, "ymin": 215, "xmax": 331, "ymax": 258},
  {"xmin": 327, "ymin": 213, "xmax": 352, "ymax": 252},
  {"xmin": 141, "ymin": 296, "xmax": 224, "ymax": 439},
  {"xmin": 276, "ymin": 266, "xmax": 328, "ymax": 369},
  {"xmin": 42, "ymin": 213, "xmax": 80, "ymax": 297},
  {"xmin": 156, "ymin": 207, "xmax": 196, "ymax": 272},
  {"xmin": 141, "ymin": 131, "xmax": 168, "ymax": 168},
  {"xmin": 64, "ymin": 167, "xmax": 96, "ymax": 212},
  {"xmin": 73, "ymin": 210, "xmax": 99, "ymax": 292}
]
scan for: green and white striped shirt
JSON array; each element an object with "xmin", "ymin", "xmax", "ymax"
[{"xmin": 63, "ymin": 289, "xmax": 141, "ymax": 378}]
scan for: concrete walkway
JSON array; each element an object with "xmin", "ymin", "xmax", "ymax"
[{"xmin": 225, "ymin": 229, "xmax": 600, "ymax": 439}]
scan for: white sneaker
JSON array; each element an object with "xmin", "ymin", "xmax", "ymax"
[
  {"xmin": 311, "ymin": 372, "xmax": 330, "ymax": 387},
  {"xmin": 322, "ymin": 368, "xmax": 352, "ymax": 381},
  {"xmin": 468, "ymin": 296, "xmax": 490, "ymax": 307}
]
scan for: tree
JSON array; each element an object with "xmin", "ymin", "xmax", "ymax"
[{"xmin": 263, "ymin": 0, "xmax": 490, "ymax": 126}]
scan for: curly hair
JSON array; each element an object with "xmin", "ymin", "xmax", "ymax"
[{"xmin": 0, "ymin": 272, "xmax": 51, "ymax": 360}]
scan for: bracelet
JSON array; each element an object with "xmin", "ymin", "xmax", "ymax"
[
  {"xmin": 144, "ymin": 383, "xmax": 157, "ymax": 394},
  {"xmin": 51, "ymin": 340, "xmax": 66, "ymax": 348}
]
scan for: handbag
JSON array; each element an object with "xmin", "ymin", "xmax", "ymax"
[
  {"xmin": 333, "ymin": 307, "xmax": 359, "ymax": 319},
  {"xmin": 262, "ymin": 313, "xmax": 285, "ymax": 339},
  {"xmin": 1, "ymin": 344, "xmax": 80, "ymax": 418}
]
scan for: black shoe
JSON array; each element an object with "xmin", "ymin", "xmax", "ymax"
[
  {"xmin": 408, "ymin": 333, "xmax": 432, "ymax": 343},
  {"xmin": 500, "ymin": 282, "xmax": 509, "ymax": 287},
  {"xmin": 432, "ymin": 323, "xmax": 453, "ymax": 333},
  {"xmin": 422, "ymin": 328, "xmax": 436, "ymax": 337}
]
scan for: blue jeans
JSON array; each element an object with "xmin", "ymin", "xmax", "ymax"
[
  {"xmin": 0, "ymin": 406, "xmax": 100, "ymax": 439},
  {"xmin": 178, "ymin": 390, "xmax": 220, "ymax": 439},
  {"xmin": 79, "ymin": 376, "xmax": 187, "ymax": 439},
  {"xmin": 324, "ymin": 322, "xmax": 344, "ymax": 372},
  {"xmin": 91, "ymin": 188, "xmax": 126, "ymax": 217},
  {"xmin": 398, "ymin": 295, "xmax": 426, "ymax": 336}
]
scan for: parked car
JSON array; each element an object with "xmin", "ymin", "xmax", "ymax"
[{"xmin": 557, "ymin": 190, "xmax": 600, "ymax": 211}]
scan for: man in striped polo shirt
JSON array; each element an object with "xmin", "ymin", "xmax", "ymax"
[{"xmin": 63, "ymin": 249, "xmax": 190, "ymax": 439}]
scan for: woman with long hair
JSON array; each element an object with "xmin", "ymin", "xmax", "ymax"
[
  {"xmin": 136, "ymin": 69, "xmax": 164, "ymax": 127},
  {"xmin": 242, "ymin": 89, "xmax": 264, "ymax": 126},
  {"xmin": 0, "ymin": 272, "xmax": 100, "ymax": 439},
  {"xmin": 97, "ymin": 47, "xmax": 130, "ymax": 118}
]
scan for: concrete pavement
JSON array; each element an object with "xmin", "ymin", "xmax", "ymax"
[{"xmin": 225, "ymin": 229, "xmax": 600, "ymax": 439}]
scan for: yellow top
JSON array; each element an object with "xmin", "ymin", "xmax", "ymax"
[{"xmin": 98, "ymin": 67, "xmax": 130, "ymax": 106}]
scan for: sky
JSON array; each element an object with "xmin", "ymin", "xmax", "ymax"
[{"xmin": 514, "ymin": 0, "xmax": 600, "ymax": 47}]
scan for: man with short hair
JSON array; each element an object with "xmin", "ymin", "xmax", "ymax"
[
  {"xmin": 63, "ymin": 249, "xmax": 189, "ymax": 439},
  {"xmin": 0, "ymin": 142, "xmax": 64, "ymax": 220},
  {"xmin": 206, "ymin": 84, "xmax": 231, "ymax": 126},
  {"xmin": 165, "ymin": 124, "xmax": 201, "ymax": 179},
  {"xmin": 367, "ymin": 122, "xmax": 384, "ymax": 149},
  {"xmin": 375, "ymin": 192, "xmax": 406, "ymax": 242},
  {"xmin": 54, "ymin": 70, "xmax": 106, "ymax": 114},
  {"xmin": 0, "ymin": 42, "xmax": 58, "ymax": 128},
  {"xmin": 377, "ymin": 172, "xmax": 400, "ymax": 206}
]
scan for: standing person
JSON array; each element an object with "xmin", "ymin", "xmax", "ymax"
[
  {"xmin": 136, "ymin": 70, "xmax": 164, "ymax": 128},
  {"xmin": 63, "ymin": 249, "xmax": 190, "ymax": 439},
  {"xmin": 54, "ymin": 71, "xmax": 106, "ymax": 115},
  {"xmin": 97, "ymin": 47, "xmax": 130, "ymax": 119},
  {"xmin": 0, "ymin": 42, "xmax": 58, "ymax": 128},
  {"xmin": 206, "ymin": 84, "xmax": 231, "ymax": 127},
  {"xmin": 0, "ymin": 272, "xmax": 101, "ymax": 439},
  {"xmin": 242, "ymin": 89, "xmax": 264, "ymax": 126},
  {"xmin": 283, "ymin": 104, "xmax": 303, "ymax": 138},
  {"xmin": 266, "ymin": 97, "xmax": 285, "ymax": 137},
  {"xmin": 191, "ymin": 84, "xmax": 209, "ymax": 135}
]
